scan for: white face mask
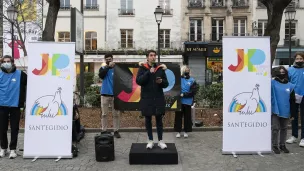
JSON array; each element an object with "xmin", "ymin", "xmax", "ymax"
[{"xmin": 1, "ymin": 62, "xmax": 12, "ymax": 70}]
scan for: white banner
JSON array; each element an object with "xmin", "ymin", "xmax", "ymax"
[
  {"xmin": 24, "ymin": 42, "xmax": 75, "ymax": 158},
  {"xmin": 222, "ymin": 37, "xmax": 271, "ymax": 154}
]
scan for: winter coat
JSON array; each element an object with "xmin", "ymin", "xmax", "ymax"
[{"xmin": 136, "ymin": 62, "xmax": 169, "ymax": 116}]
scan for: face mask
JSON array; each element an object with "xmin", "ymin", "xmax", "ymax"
[
  {"xmin": 184, "ymin": 72, "xmax": 189, "ymax": 76},
  {"xmin": 1, "ymin": 63, "xmax": 12, "ymax": 70},
  {"xmin": 277, "ymin": 74, "xmax": 286, "ymax": 80},
  {"xmin": 295, "ymin": 61, "xmax": 303, "ymax": 66}
]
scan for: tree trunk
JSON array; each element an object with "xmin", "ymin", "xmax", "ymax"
[
  {"xmin": 261, "ymin": 0, "xmax": 292, "ymax": 66},
  {"xmin": 42, "ymin": 0, "xmax": 60, "ymax": 41}
]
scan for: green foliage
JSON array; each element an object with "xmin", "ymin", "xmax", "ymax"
[
  {"xmin": 76, "ymin": 72, "xmax": 95, "ymax": 92},
  {"xmin": 85, "ymin": 86, "xmax": 101, "ymax": 107},
  {"xmin": 195, "ymin": 83, "xmax": 223, "ymax": 108}
]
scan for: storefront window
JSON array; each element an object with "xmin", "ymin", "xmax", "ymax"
[{"xmin": 207, "ymin": 57, "xmax": 223, "ymax": 83}]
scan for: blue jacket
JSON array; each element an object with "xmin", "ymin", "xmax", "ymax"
[
  {"xmin": 99, "ymin": 65, "xmax": 114, "ymax": 96},
  {"xmin": 288, "ymin": 66, "xmax": 304, "ymax": 96},
  {"xmin": 0, "ymin": 67, "xmax": 27, "ymax": 108},
  {"xmin": 181, "ymin": 76, "xmax": 198, "ymax": 106},
  {"xmin": 271, "ymin": 78, "xmax": 296, "ymax": 118}
]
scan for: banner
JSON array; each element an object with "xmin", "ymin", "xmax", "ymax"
[
  {"xmin": 222, "ymin": 37, "xmax": 271, "ymax": 154},
  {"xmin": 114, "ymin": 63, "xmax": 181, "ymax": 111},
  {"xmin": 24, "ymin": 42, "xmax": 75, "ymax": 158}
]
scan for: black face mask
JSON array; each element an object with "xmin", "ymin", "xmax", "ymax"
[
  {"xmin": 277, "ymin": 74, "xmax": 286, "ymax": 80},
  {"xmin": 295, "ymin": 61, "xmax": 303, "ymax": 67},
  {"xmin": 184, "ymin": 72, "xmax": 189, "ymax": 76}
]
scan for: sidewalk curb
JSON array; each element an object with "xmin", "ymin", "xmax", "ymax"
[{"xmin": 12, "ymin": 125, "xmax": 298, "ymax": 133}]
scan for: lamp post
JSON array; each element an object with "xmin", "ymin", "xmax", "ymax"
[
  {"xmin": 154, "ymin": 6, "xmax": 163, "ymax": 63},
  {"xmin": 252, "ymin": 21, "xmax": 258, "ymax": 36},
  {"xmin": 6, "ymin": 5, "xmax": 18, "ymax": 59},
  {"xmin": 285, "ymin": 7, "xmax": 296, "ymax": 67}
]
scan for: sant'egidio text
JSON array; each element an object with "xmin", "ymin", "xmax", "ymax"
[
  {"xmin": 29, "ymin": 125, "xmax": 68, "ymax": 131},
  {"xmin": 227, "ymin": 122, "xmax": 268, "ymax": 128}
]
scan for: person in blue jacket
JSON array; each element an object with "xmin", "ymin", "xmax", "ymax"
[
  {"xmin": 99, "ymin": 53, "xmax": 121, "ymax": 138},
  {"xmin": 174, "ymin": 66, "xmax": 197, "ymax": 138},
  {"xmin": 0, "ymin": 55, "xmax": 27, "ymax": 159},
  {"xmin": 271, "ymin": 66, "xmax": 296, "ymax": 154},
  {"xmin": 286, "ymin": 52, "xmax": 304, "ymax": 146}
]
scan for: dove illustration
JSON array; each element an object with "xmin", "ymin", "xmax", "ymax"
[
  {"xmin": 35, "ymin": 88, "xmax": 62, "ymax": 118},
  {"xmin": 232, "ymin": 84, "xmax": 260, "ymax": 115}
]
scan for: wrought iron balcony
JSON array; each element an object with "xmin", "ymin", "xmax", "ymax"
[
  {"xmin": 118, "ymin": 9, "xmax": 135, "ymax": 15},
  {"xmin": 210, "ymin": 33, "xmax": 227, "ymax": 41},
  {"xmin": 210, "ymin": 0, "xmax": 226, "ymax": 7},
  {"xmin": 232, "ymin": 33, "xmax": 250, "ymax": 36},
  {"xmin": 232, "ymin": 0, "xmax": 249, "ymax": 7},
  {"xmin": 187, "ymin": 33, "xmax": 206, "ymax": 42},
  {"xmin": 84, "ymin": 4, "xmax": 99, "ymax": 10},
  {"xmin": 163, "ymin": 9, "xmax": 173, "ymax": 15},
  {"xmin": 59, "ymin": 5, "xmax": 71, "ymax": 10},
  {"xmin": 119, "ymin": 41, "xmax": 135, "ymax": 49},
  {"xmin": 188, "ymin": 0, "xmax": 205, "ymax": 8}
]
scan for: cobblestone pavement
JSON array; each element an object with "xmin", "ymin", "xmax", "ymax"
[{"xmin": 0, "ymin": 131, "xmax": 304, "ymax": 171}]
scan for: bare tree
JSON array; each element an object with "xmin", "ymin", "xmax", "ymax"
[
  {"xmin": 259, "ymin": 0, "xmax": 293, "ymax": 65},
  {"xmin": 1, "ymin": 0, "xmax": 44, "ymax": 57},
  {"xmin": 42, "ymin": 0, "xmax": 60, "ymax": 41}
]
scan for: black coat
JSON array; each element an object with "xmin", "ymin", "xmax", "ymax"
[{"xmin": 136, "ymin": 62, "xmax": 169, "ymax": 116}]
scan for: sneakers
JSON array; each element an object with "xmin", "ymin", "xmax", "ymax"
[
  {"xmin": 158, "ymin": 140, "xmax": 167, "ymax": 150},
  {"xmin": 176, "ymin": 133, "xmax": 181, "ymax": 138},
  {"xmin": 9, "ymin": 150, "xmax": 17, "ymax": 159},
  {"xmin": 286, "ymin": 136, "xmax": 297, "ymax": 144},
  {"xmin": 272, "ymin": 146, "xmax": 280, "ymax": 154},
  {"xmin": 176, "ymin": 132, "xmax": 188, "ymax": 138},
  {"xmin": 184, "ymin": 132, "xmax": 189, "ymax": 138},
  {"xmin": 299, "ymin": 139, "xmax": 304, "ymax": 147},
  {"xmin": 280, "ymin": 145, "xmax": 290, "ymax": 153},
  {"xmin": 114, "ymin": 131, "xmax": 121, "ymax": 138},
  {"xmin": 0, "ymin": 149, "xmax": 7, "ymax": 158},
  {"xmin": 146, "ymin": 140, "xmax": 154, "ymax": 149}
]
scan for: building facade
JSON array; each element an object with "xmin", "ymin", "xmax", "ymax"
[
  {"xmin": 254, "ymin": 0, "xmax": 304, "ymax": 65},
  {"xmin": 181, "ymin": 0, "xmax": 254, "ymax": 84}
]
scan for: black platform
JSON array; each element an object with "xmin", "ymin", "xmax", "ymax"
[{"xmin": 129, "ymin": 143, "xmax": 178, "ymax": 165}]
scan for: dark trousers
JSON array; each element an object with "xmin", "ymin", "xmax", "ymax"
[
  {"xmin": 174, "ymin": 104, "xmax": 192, "ymax": 133},
  {"xmin": 271, "ymin": 114, "xmax": 289, "ymax": 146},
  {"xmin": 0, "ymin": 107, "xmax": 21, "ymax": 150},
  {"xmin": 72, "ymin": 119, "xmax": 81, "ymax": 142},
  {"xmin": 145, "ymin": 115, "xmax": 163, "ymax": 141},
  {"xmin": 291, "ymin": 99, "xmax": 304, "ymax": 139}
]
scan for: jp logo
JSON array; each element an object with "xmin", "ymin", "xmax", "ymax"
[
  {"xmin": 228, "ymin": 49, "xmax": 266, "ymax": 72},
  {"xmin": 32, "ymin": 54, "xmax": 70, "ymax": 76}
]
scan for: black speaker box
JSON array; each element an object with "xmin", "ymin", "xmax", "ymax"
[{"xmin": 95, "ymin": 131, "xmax": 115, "ymax": 162}]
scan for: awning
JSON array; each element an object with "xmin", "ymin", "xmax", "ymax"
[{"xmin": 276, "ymin": 47, "xmax": 304, "ymax": 59}]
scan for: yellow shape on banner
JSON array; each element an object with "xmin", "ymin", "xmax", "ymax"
[
  {"xmin": 263, "ymin": 72, "xmax": 268, "ymax": 76},
  {"xmin": 171, "ymin": 100, "xmax": 177, "ymax": 109},
  {"xmin": 66, "ymin": 76, "xmax": 70, "ymax": 80}
]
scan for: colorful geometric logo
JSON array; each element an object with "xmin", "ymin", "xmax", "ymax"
[
  {"xmin": 31, "ymin": 103, "xmax": 68, "ymax": 116},
  {"xmin": 32, "ymin": 54, "xmax": 70, "ymax": 77},
  {"xmin": 117, "ymin": 67, "xmax": 141, "ymax": 102},
  {"xmin": 229, "ymin": 99, "xmax": 267, "ymax": 113},
  {"xmin": 228, "ymin": 49, "xmax": 266, "ymax": 72}
]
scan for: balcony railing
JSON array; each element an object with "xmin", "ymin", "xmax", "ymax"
[
  {"xmin": 60, "ymin": 5, "xmax": 71, "ymax": 10},
  {"xmin": 187, "ymin": 33, "xmax": 206, "ymax": 42},
  {"xmin": 210, "ymin": 33, "xmax": 227, "ymax": 41},
  {"xmin": 163, "ymin": 9, "xmax": 173, "ymax": 15},
  {"xmin": 232, "ymin": 33, "xmax": 250, "ymax": 36},
  {"xmin": 84, "ymin": 4, "xmax": 99, "ymax": 10},
  {"xmin": 232, "ymin": 0, "xmax": 249, "ymax": 7},
  {"xmin": 119, "ymin": 41, "xmax": 135, "ymax": 49},
  {"xmin": 118, "ymin": 9, "xmax": 135, "ymax": 16},
  {"xmin": 210, "ymin": 0, "xmax": 226, "ymax": 7},
  {"xmin": 188, "ymin": 0, "xmax": 205, "ymax": 8}
]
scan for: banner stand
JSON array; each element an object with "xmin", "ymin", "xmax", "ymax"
[{"xmin": 222, "ymin": 150, "xmax": 272, "ymax": 157}]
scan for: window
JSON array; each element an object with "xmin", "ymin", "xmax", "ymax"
[
  {"xmin": 159, "ymin": 0, "xmax": 171, "ymax": 15},
  {"xmin": 211, "ymin": 18, "xmax": 224, "ymax": 41},
  {"xmin": 86, "ymin": 0, "xmax": 98, "ymax": 9},
  {"xmin": 57, "ymin": 32, "xmax": 70, "ymax": 42},
  {"xmin": 258, "ymin": 20, "xmax": 267, "ymax": 36},
  {"xmin": 211, "ymin": 0, "xmax": 225, "ymax": 7},
  {"xmin": 233, "ymin": 18, "xmax": 247, "ymax": 36},
  {"xmin": 120, "ymin": 29, "xmax": 133, "ymax": 48},
  {"xmin": 85, "ymin": 31, "xmax": 97, "ymax": 51},
  {"xmin": 160, "ymin": 29, "xmax": 170, "ymax": 48},
  {"xmin": 120, "ymin": 0, "xmax": 134, "ymax": 14},
  {"xmin": 189, "ymin": 19, "xmax": 203, "ymax": 41},
  {"xmin": 60, "ymin": 0, "xmax": 70, "ymax": 9},
  {"xmin": 285, "ymin": 21, "xmax": 296, "ymax": 39}
]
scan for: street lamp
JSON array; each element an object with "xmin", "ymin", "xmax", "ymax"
[
  {"xmin": 285, "ymin": 7, "xmax": 296, "ymax": 67},
  {"xmin": 154, "ymin": 6, "xmax": 163, "ymax": 63},
  {"xmin": 252, "ymin": 21, "xmax": 258, "ymax": 36},
  {"xmin": 6, "ymin": 5, "xmax": 18, "ymax": 59}
]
